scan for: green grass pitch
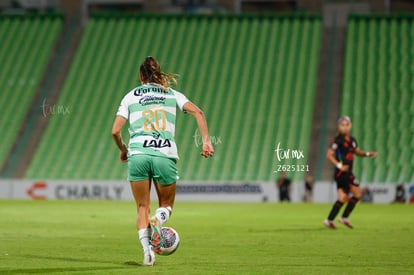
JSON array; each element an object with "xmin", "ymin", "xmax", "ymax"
[{"xmin": 0, "ymin": 200, "xmax": 412, "ymax": 274}]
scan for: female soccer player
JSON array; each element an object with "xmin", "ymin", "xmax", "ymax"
[
  {"xmin": 112, "ymin": 56, "xmax": 214, "ymax": 265},
  {"xmin": 323, "ymin": 116, "xmax": 376, "ymax": 229}
]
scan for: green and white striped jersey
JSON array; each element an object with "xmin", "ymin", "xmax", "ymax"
[{"xmin": 117, "ymin": 83, "xmax": 189, "ymax": 159}]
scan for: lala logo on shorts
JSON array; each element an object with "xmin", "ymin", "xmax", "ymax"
[{"xmin": 143, "ymin": 138, "xmax": 172, "ymax": 148}]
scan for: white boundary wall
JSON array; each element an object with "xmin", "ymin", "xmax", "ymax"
[{"xmin": 0, "ymin": 180, "xmax": 412, "ymax": 204}]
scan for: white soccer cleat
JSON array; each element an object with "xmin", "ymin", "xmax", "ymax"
[
  {"xmin": 323, "ymin": 219, "xmax": 337, "ymax": 229},
  {"xmin": 339, "ymin": 217, "xmax": 354, "ymax": 229},
  {"xmin": 150, "ymin": 216, "xmax": 163, "ymax": 253},
  {"xmin": 142, "ymin": 249, "xmax": 155, "ymax": 266}
]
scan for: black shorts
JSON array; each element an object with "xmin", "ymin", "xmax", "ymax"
[{"xmin": 335, "ymin": 171, "xmax": 360, "ymax": 193}]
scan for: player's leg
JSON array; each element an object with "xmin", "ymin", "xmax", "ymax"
[
  {"xmin": 149, "ymin": 157, "xmax": 177, "ymax": 252},
  {"xmin": 150, "ymin": 182, "xmax": 176, "ymax": 252},
  {"xmin": 324, "ymin": 176, "xmax": 349, "ymax": 229},
  {"xmin": 343, "ymin": 185, "xmax": 361, "ymax": 218},
  {"xmin": 128, "ymin": 155, "xmax": 154, "ymax": 266},
  {"xmin": 324, "ymin": 188, "xmax": 347, "ymax": 228},
  {"xmin": 130, "ymin": 179, "xmax": 151, "ymax": 228},
  {"xmin": 130, "ymin": 179, "xmax": 154, "ymax": 265},
  {"xmin": 305, "ymin": 189, "xmax": 312, "ymax": 202},
  {"xmin": 154, "ymin": 182, "xmax": 176, "ymax": 221},
  {"xmin": 339, "ymin": 182, "xmax": 361, "ymax": 228}
]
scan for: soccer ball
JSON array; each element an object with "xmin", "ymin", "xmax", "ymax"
[{"xmin": 156, "ymin": 227, "xmax": 180, "ymax": 256}]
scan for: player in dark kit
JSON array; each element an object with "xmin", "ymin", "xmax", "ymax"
[{"xmin": 324, "ymin": 116, "xmax": 377, "ymax": 229}]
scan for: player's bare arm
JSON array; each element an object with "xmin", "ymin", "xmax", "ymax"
[
  {"xmin": 326, "ymin": 148, "xmax": 348, "ymax": 171},
  {"xmin": 111, "ymin": 116, "xmax": 128, "ymax": 162},
  {"xmin": 355, "ymin": 148, "xmax": 377, "ymax": 158},
  {"xmin": 183, "ymin": 102, "xmax": 214, "ymax": 158}
]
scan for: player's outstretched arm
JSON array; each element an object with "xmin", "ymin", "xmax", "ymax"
[
  {"xmin": 112, "ymin": 116, "xmax": 128, "ymax": 162},
  {"xmin": 183, "ymin": 102, "xmax": 214, "ymax": 158},
  {"xmin": 355, "ymin": 148, "xmax": 377, "ymax": 158}
]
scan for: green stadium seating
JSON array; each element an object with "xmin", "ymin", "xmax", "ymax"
[
  {"xmin": 25, "ymin": 14, "xmax": 321, "ymax": 182},
  {"xmin": 0, "ymin": 15, "xmax": 62, "ymax": 168},
  {"xmin": 341, "ymin": 15, "xmax": 414, "ymax": 183}
]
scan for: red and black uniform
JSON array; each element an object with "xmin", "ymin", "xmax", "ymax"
[
  {"xmin": 330, "ymin": 134, "xmax": 360, "ymax": 193},
  {"xmin": 326, "ymin": 134, "xmax": 362, "ymax": 222}
]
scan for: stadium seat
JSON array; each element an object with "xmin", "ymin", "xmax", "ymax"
[
  {"xmin": 25, "ymin": 14, "xmax": 322, "ymax": 182},
  {"xmin": 341, "ymin": 15, "xmax": 414, "ymax": 183},
  {"xmin": 0, "ymin": 15, "xmax": 62, "ymax": 169}
]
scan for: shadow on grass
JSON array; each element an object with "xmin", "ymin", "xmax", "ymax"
[
  {"xmin": 248, "ymin": 227, "xmax": 326, "ymax": 233},
  {"xmin": 0, "ymin": 266, "xmax": 133, "ymax": 274},
  {"xmin": 0, "ymin": 254, "xmax": 140, "ymax": 274}
]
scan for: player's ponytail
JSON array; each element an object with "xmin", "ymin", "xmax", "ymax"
[{"xmin": 139, "ymin": 56, "xmax": 177, "ymax": 88}]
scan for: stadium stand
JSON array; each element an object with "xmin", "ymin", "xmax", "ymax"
[
  {"xmin": 0, "ymin": 14, "xmax": 62, "ymax": 170},
  {"xmin": 24, "ymin": 14, "xmax": 321, "ymax": 181},
  {"xmin": 341, "ymin": 15, "xmax": 414, "ymax": 183}
]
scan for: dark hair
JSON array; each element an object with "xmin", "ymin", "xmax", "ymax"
[{"xmin": 139, "ymin": 56, "xmax": 177, "ymax": 88}]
